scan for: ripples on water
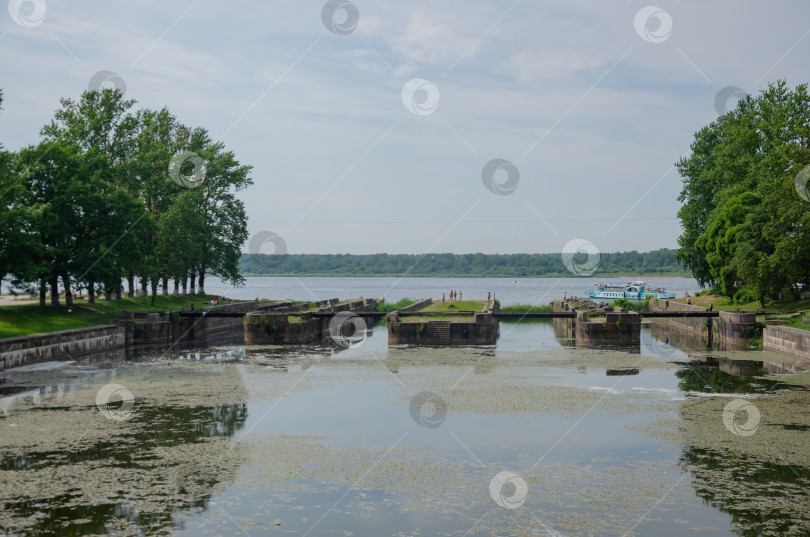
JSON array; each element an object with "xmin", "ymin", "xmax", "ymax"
[{"xmin": 1, "ymin": 317, "xmax": 808, "ymax": 536}]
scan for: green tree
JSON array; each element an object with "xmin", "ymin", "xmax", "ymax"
[
  {"xmin": 182, "ymin": 128, "xmax": 252, "ymax": 294},
  {"xmin": 676, "ymin": 81, "xmax": 810, "ymax": 302}
]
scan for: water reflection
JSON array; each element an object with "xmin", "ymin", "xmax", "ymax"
[
  {"xmin": 3, "ymin": 316, "xmax": 810, "ymax": 536},
  {"xmin": 681, "ymin": 446, "xmax": 810, "ymax": 537},
  {"xmin": 0, "ymin": 364, "xmax": 248, "ymax": 536},
  {"xmin": 385, "ymin": 346, "xmax": 496, "ymax": 375},
  {"xmin": 675, "ymin": 357, "xmax": 807, "ymax": 394}
]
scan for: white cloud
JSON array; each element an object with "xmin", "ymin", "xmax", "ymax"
[{"xmin": 1, "ymin": 0, "xmax": 809, "ymax": 254}]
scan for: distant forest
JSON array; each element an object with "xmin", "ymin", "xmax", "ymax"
[{"xmin": 239, "ymin": 249, "xmax": 687, "ymax": 277}]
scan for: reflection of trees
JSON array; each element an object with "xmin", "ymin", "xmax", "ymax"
[
  {"xmin": 0, "ymin": 402, "xmax": 247, "ymax": 536},
  {"xmin": 674, "ymin": 365, "xmax": 777, "ymax": 394},
  {"xmin": 680, "ymin": 446, "xmax": 810, "ymax": 537}
]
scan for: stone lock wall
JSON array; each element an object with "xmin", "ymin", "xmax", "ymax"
[
  {"xmin": 387, "ymin": 318, "xmax": 498, "ymax": 345},
  {"xmin": 648, "ymin": 300, "xmax": 758, "ymax": 350},
  {"xmin": 715, "ymin": 311, "xmax": 758, "ymax": 350},
  {"xmin": 764, "ymin": 325, "xmax": 810, "ymax": 360},
  {"xmin": 244, "ymin": 312, "xmax": 323, "ymax": 345},
  {"xmin": 0, "ymin": 325, "xmax": 126, "ymax": 371},
  {"xmin": 574, "ymin": 311, "xmax": 641, "ymax": 346}
]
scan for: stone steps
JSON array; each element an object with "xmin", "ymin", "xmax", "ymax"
[{"xmin": 429, "ymin": 321, "xmax": 450, "ymax": 342}]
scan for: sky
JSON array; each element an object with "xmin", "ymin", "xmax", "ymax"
[{"xmin": 1, "ymin": 0, "xmax": 808, "ymax": 256}]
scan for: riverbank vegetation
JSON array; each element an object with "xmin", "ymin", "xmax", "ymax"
[
  {"xmin": 0, "ymin": 88, "xmax": 252, "ymax": 308},
  {"xmin": 240, "ymin": 249, "xmax": 687, "ymax": 277},
  {"xmin": 499, "ymin": 304, "xmax": 553, "ymax": 313},
  {"xmin": 374, "ymin": 298, "xmax": 418, "ymax": 312},
  {"xmin": 676, "ymin": 294, "xmax": 810, "ymax": 314},
  {"xmin": 0, "ymin": 294, "xmax": 221, "ymax": 338},
  {"xmin": 422, "ymin": 300, "xmax": 489, "ymax": 312},
  {"xmin": 676, "ymin": 81, "xmax": 810, "ymax": 306}
]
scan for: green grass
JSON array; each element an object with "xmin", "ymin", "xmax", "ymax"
[
  {"xmin": 499, "ymin": 304, "xmax": 553, "ymax": 313},
  {"xmin": 374, "ymin": 298, "xmax": 418, "ymax": 312},
  {"xmin": 782, "ymin": 315, "xmax": 810, "ymax": 331},
  {"xmin": 400, "ymin": 315, "xmax": 473, "ymax": 322},
  {"xmin": 613, "ymin": 297, "xmax": 651, "ymax": 312},
  {"xmin": 422, "ymin": 300, "xmax": 489, "ymax": 313},
  {"xmin": 0, "ymin": 294, "xmax": 226, "ymax": 339},
  {"xmin": 674, "ymin": 295, "xmax": 810, "ymax": 313}
]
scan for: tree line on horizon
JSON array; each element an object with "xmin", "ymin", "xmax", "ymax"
[
  {"xmin": 0, "ymin": 89, "xmax": 252, "ymax": 306},
  {"xmin": 676, "ymin": 81, "xmax": 810, "ymax": 305},
  {"xmin": 239, "ymin": 249, "xmax": 686, "ymax": 277}
]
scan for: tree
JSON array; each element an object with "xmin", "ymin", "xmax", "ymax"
[
  {"xmin": 18, "ymin": 142, "xmax": 145, "ymax": 306},
  {"xmin": 676, "ymin": 81, "xmax": 810, "ymax": 303},
  {"xmin": 181, "ymin": 128, "xmax": 252, "ymax": 294}
]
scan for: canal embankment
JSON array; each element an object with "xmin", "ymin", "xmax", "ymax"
[
  {"xmin": 763, "ymin": 325, "xmax": 810, "ymax": 360},
  {"xmin": 0, "ymin": 325, "xmax": 125, "ymax": 370}
]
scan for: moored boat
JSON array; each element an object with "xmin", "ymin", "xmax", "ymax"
[{"xmin": 586, "ymin": 280, "xmax": 675, "ymax": 301}]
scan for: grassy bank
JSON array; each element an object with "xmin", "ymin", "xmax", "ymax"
[
  {"xmin": 422, "ymin": 300, "xmax": 489, "ymax": 313},
  {"xmin": 672, "ymin": 295, "xmax": 810, "ymax": 332},
  {"xmin": 0, "ymin": 295, "xmax": 224, "ymax": 339},
  {"xmin": 500, "ymin": 304, "xmax": 553, "ymax": 313},
  {"xmin": 674, "ymin": 295, "xmax": 810, "ymax": 314},
  {"xmin": 374, "ymin": 298, "xmax": 418, "ymax": 312}
]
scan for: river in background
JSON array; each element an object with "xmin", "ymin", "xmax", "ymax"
[
  {"xmin": 2, "ymin": 277, "xmax": 809, "ymax": 537},
  {"xmin": 204, "ymin": 276, "xmax": 701, "ymax": 304}
]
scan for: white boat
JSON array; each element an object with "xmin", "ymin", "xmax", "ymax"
[{"xmin": 586, "ymin": 280, "xmax": 675, "ymax": 301}]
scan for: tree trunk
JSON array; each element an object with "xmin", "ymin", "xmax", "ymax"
[
  {"xmin": 127, "ymin": 272, "xmax": 135, "ymax": 297},
  {"xmin": 39, "ymin": 279, "xmax": 47, "ymax": 308},
  {"xmin": 49, "ymin": 274, "xmax": 60, "ymax": 306},
  {"xmin": 88, "ymin": 280, "xmax": 96, "ymax": 304},
  {"xmin": 174, "ymin": 279, "xmax": 180, "ymax": 295},
  {"xmin": 150, "ymin": 278, "xmax": 158, "ymax": 306},
  {"xmin": 162, "ymin": 277, "xmax": 169, "ymax": 296},
  {"xmin": 140, "ymin": 277, "xmax": 148, "ymax": 297},
  {"xmin": 116, "ymin": 282, "xmax": 122, "ymax": 300},
  {"xmin": 181, "ymin": 275, "xmax": 187, "ymax": 295},
  {"xmin": 104, "ymin": 289, "xmax": 112, "ymax": 301},
  {"xmin": 63, "ymin": 274, "xmax": 73, "ymax": 307},
  {"xmin": 198, "ymin": 269, "xmax": 206, "ymax": 296}
]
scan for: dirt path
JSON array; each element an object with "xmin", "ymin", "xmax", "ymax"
[{"xmin": 0, "ymin": 294, "xmax": 38, "ymax": 307}]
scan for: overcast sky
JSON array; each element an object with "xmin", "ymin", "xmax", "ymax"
[{"xmin": 1, "ymin": 0, "xmax": 808, "ymax": 256}]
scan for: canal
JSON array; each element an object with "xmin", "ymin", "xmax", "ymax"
[{"xmin": 1, "ymin": 316, "xmax": 808, "ymax": 536}]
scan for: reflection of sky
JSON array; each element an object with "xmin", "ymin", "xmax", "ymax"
[{"xmin": 2, "ymin": 318, "xmax": 797, "ymax": 537}]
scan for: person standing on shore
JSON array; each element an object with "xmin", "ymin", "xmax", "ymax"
[{"xmin": 442, "ymin": 293, "xmax": 445, "ymax": 303}]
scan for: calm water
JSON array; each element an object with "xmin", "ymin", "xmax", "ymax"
[
  {"xmin": 1, "ymin": 278, "xmax": 808, "ymax": 537},
  {"xmin": 203, "ymin": 275, "xmax": 702, "ymax": 305}
]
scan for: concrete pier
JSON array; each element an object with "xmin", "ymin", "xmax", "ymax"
[{"xmin": 387, "ymin": 301, "xmax": 499, "ymax": 345}]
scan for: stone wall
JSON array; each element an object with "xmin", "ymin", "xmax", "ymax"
[
  {"xmin": 125, "ymin": 301, "xmax": 258, "ymax": 348},
  {"xmin": 715, "ymin": 311, "xmax": 758, "ymax": 350},
  {"xmin": 400, "ymin": 299, "xmax": 432, "ymax": 313},
  {"xmin": 0, "ymin": 325, "xmax": 125, "ymax": 371},
  {"xmin": 387, "ymin": 317, "xmax": 498, "ymax": 345},
  {"xmin": 551, "ymin": 300, "xmax": 576, "ymax": 342},
  {"xmin": 648, "ymin": 300, "xmax": 757, "ymax": 349},
  {"xmin": 764, "ymin": 326, "xmax": 810, "ymax": 360},
  {"xmin": 575, "ymin": 311, "xmax": 640, "ymax": 346},
  {"xmin": 244, "ymin": 312, "xmax": 323, "ymax": 345}
]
